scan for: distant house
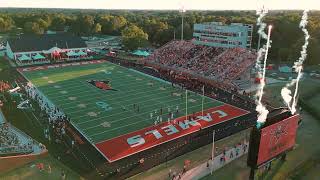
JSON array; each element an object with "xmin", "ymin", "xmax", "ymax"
[{"xmin": 6, "ymin": 34, "xmax": 90, "ymax": 65}]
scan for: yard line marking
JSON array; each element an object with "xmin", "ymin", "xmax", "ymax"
[
  {"xmin": 33, "ymin": 67, "xmax": 141, "ymax": 90},
  {"xmin": 38, "ymin": 73, "xmax": 152, "ymax": 97},
  {"xmin": 82, "ymin": 101, "xmax": 213, "ymax": 131},
  {"xmin": 73, "ymin": 93, "xmax": 180, "ymax": 124},
  {"xmin": 69, "ymin": 90, "xmax": 203, "ymax": 121},
  {"xmin": 50, "ymin": 79, "xmax": 181, "ymax": 107},
  {"xmin": 62, "ymin": 85, "xmax": 185, "ymax": 113},
  {"xmin": 87, "ymin": 101, "xmax": 213, "ymax": 138},
  {"xmin": 75, "ymin": 95, "xmax": 212, "ymax": 127}
]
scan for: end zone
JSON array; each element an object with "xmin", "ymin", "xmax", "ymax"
[{"xmin": 95, "ymin": 104, "xmax": 249, "ymax": 162}]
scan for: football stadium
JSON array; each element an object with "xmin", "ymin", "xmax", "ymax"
[
  {"xmin": 0, "ymin": 10, "xmax": 310, "ymax": 179},
  {"xmin": 15, "ymin": 56, "xmax": 259, "ymax": 178}
]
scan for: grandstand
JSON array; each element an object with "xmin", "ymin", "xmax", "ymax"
[
  {"xmin": 0, "ymin": 109, "xmax": 45, "ymax": 158},
  {"xmin": 144, "ymin": 40, "xmax": 256, "ymax": 87}
]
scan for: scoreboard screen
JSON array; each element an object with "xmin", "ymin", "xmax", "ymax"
[{"xmin": 257, "ymin": 114, "xmax": 299, "ymax": 165}]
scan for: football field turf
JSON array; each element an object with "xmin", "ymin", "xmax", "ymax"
[{"xmin": 19, "ymin": 61, "xmax": 224, "ymax": 144}]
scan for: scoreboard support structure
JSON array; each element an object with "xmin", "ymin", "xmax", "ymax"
[{"xmin": 247, "ymin": 109, "xmax": 300, "ymax": 180}]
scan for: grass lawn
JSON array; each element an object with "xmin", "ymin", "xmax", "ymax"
[{"xmin": 0, "ymin": 155, "xmax": 83, "ymax": 180}]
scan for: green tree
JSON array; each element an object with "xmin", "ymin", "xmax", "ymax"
[
  {"xmin": 70, "ymin": 15, "xmax": 95, "ymax": 35},
  {"xmin": 0, "ymin": 15, "xmax": 14, "ymax": 32},
  {"xmin": 36, "ymin": 18, "xmax": 49, "ymax": 31},
  {"xmin": 24, "ymin": 21, "xmax": 44, "ymax": 34},
  {"xmin": 99, "ymin": 15, "xmax": 127, "ymax": 35},
  {"xmin": 121, "ymin": 24, "xmax": 148, "ymax": 50},
  {"xmin": 50, "ymin": 15, "xmax": 66, "ymax": 31},
  {"xmin": 94, "ymin": 23, "xmax": 102, "ymax": 34}
]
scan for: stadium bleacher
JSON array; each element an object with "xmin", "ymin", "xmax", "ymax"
[
  {"xmin": 0, "ymin": 110, "xmax": 44, "ymax": 156},
  {"xmin": 145, "ymin": 40, "xmax": 257, "ymax": 83}
]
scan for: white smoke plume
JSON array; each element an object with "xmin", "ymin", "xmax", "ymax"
[
  {"xmin": 255, "ymin": 8, "xmax": 272, "ymax": 125},
  {"xmin": 281, "ymin": 10, "xmax": 310, "ymax": 115},
  {"xmin": 255, "ymin": 8, "xmax": 268, "ymax": 74}
]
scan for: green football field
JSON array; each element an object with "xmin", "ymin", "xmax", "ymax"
[{"xmin": 20, "ymin": 61, "xmax": 224, "ymax": 144}]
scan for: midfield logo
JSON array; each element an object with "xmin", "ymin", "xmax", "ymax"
[{"xmin": 87, "ymin": 80, "xmax": 117, "ymax": 91}]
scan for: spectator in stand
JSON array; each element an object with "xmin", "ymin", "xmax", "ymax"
[{"xmin": 145, "ymin": 40, "xmax": 256, "ymax": 83}]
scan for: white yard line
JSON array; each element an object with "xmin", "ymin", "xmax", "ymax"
[
  {"xmin": 64, "ymin": 86, "xmax": 184, "ymax": 114},
  {"xmin": 39, "ymin": 73, "xmax": 158, "ymax": 98},
  {"xmin": 87, "ymin": 101, "xmax": 213, "ymax": 138},
  {"xmin": 72, "ymin": 92, "xmax": 204, "ymax": 123},
  {"xmin": 51, "ymin": 79, "xmax": 169, "ymax": 104}
]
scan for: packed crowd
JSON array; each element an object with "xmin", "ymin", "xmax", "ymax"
[
  {"xmin": 215, "ymin": 48, "xmax": 256, "ymax": 81},
  {"xmin": 0, "ymin": 123, "xmax": 33, "ymax": 154},
  {"xmin": 24, "ymin": 83, "xmax": 69, "ymax": 143},
  {"xmin": 0, "ymin": 123, "xmax": 19, "ymax": 147},
  {"xmin": 145, "ymin": 40, "xmax": 257, "ymax": 82}
]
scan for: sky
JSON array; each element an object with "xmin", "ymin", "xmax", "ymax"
[{"xmin": 0, "ymin": 0, "xmax": 318, "ymax": 10}]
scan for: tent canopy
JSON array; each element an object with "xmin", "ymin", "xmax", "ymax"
[
  {"xmin": 66, "ymin": 51, "xmax": 79, "ymax": 56},
  {"xmin": 77, "ymin": 50, "xmax": 87, "ymax": 56},
  {"xmin": 18, "ymin": 54, "xmax": 31, "ymax": 61},
  {"xmin": 32, "ymin": 53, "xmax": 45, "ymax": 60},
  {"xmin": 44, "ymin": 47, "xmax": 62, "ymax": 54},
  {"xmin": 132, "ymin": 50, "xmax": 150, "ymax": 57}
]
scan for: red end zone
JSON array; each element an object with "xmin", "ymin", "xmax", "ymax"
[{"xmin": 95, "ymin": 104, "xmax": 249, "ymax": 162}]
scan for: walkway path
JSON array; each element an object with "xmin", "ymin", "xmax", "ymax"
[{"xmin": 175, "ymin": 141, "xmax": 249, "ymax": 180}]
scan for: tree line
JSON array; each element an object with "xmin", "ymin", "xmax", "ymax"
[{"xmin": 0, "ymin": 9, "xmax": 319, "ymax": 65}]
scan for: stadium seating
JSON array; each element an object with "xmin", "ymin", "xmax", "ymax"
[
  {"xmin": 0, "ymin": 123, "xmax": 34, "ymax": 155},
  {"xmin": 145, "ymin": 40, "xmax": 257, "ymax": 83}
]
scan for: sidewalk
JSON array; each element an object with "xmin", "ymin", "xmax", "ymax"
[{"xmin": 178, "ymin": 141, "xmax": 249, "ymax": 180}]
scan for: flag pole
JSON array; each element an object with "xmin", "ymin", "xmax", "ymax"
[{"xmin": 211, "ymin": 130, "xmax": 215, "ymax": 175}]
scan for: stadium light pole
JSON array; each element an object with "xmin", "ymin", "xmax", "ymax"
[{"xmin": 180, "ymin": 5, "xmax": 186, "ymax": 40}]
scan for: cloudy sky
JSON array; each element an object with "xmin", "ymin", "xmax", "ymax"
[{"xmin": 0, "ymin": 0, "xmax": 318, "ymax": 10}]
